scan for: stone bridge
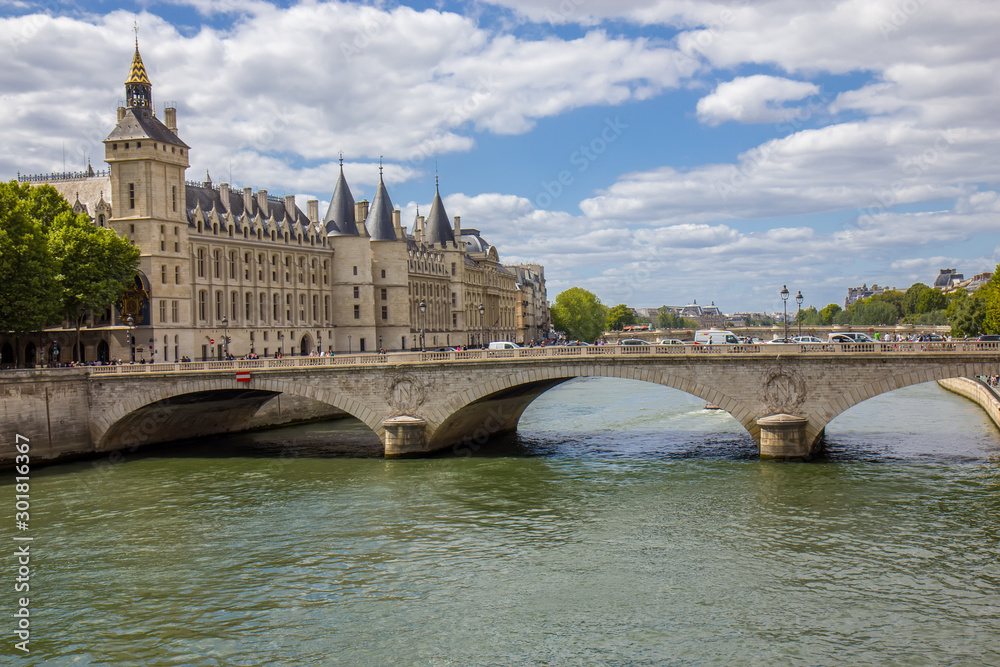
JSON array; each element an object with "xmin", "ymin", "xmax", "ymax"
[{"xmin": 3, "ymin": 342, "xmax": 999, "ymax": 464}]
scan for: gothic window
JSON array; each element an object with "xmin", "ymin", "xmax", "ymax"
[
  {"xmin": 231, "ymin": 291, "xmax": 238, "ymax": 320},
  {"xmin": 229, "ymin": 252, "xmax": 237, "ymax": 279},
  {"xmin": 273, "ymin": 294, "xmax": 280, "ymax": 321},
  {"xmin": 213, "ymin": 249, "xmax": 220, "ymax": 278},
  {"xmin": 215, "ymin": 290, "xmax": 223, "ymax": 320},
  {"xmin": 198, "ymin": 291, "xmax": 207, "ymax": 321},
  {"xmin": 197, "ymin": 248, "xmax": 205, "ymax": 277},
  {"xmin": 260, "ymin": 293, "xmax": 266, "ymax": 322},
  {"xmin": 245, "ymin": 292, "xmax": 252, "ymax": 321},
  {"xmin": 171, "ymin": 300, "xmax": 178, "ymax": 322},
  {"xmin": 159, "ymin": 300, "xmax": 166, "ymax": 323}
]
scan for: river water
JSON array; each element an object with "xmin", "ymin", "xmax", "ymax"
[{"xmin": 16, "ymin": 379, "xmax": 1000, "ymax": 665}]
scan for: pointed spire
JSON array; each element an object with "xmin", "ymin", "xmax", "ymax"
[
  {"xmin": 125, "ymin": 29, "xmax": 152, "ymax": 111},
  {"xmin": 423, "ymin": 171, "xmax": 455, "ymax": 246},
  {"xmin": 323, "ymin": 156, "xmax": 357, "ymax": 235},
  {"xmin": 365, "ymin": 165, "xmax": 396, "ymax": 241}
]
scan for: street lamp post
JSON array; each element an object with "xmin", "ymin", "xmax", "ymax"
[
  {"xmin": 795, "ymin": 290, "xmax": 803, "ymax": 337},
  {"xmin": 221, "ymin": 315, "xmax": 229, "ymax": 359},
  {"xmin": 277, "ymin": 331, "xmax": 284, "ymax": 357},
  {"xmin": 419, "ymin": 299, "xmax": 426, "ymax": 352},
  {"xmin": 347, "ymin": 334, "xmax": 352, "ymax": 354},
  {"xmin": 126, "ymin": 315, "xmax": 135, "ymax": 363},
  {"xmin": 780, "ymin": 285, "xmax": 789, "ymax": 341},
  {"xmin": 379, "ymin": 335, "xmax": 383, "ymax": 353},
  {"xmin": 478, "ymin": 303, "xmax": 485, "ymax": 348}
]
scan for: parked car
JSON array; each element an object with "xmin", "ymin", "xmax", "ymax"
[
  {"xmin": 659, "ymin": 339, "xmax": 685, "ymax": 345},
  {"xmin": 765, "ymin": 337, "xmax": 795, "ymax": 344},
  {"xmin": 791, "ymin": 335, "xmax": 825, "ymax": 344},
  {"xmin": 619, "ymin": 338, "xmax": 651, "ymax": 345},
  {"xmin": 977, "ymin": 335, "xmax": 1000, "ymax": 342},
  {"xmin": 828, "ymin": 332, "xmax": 875, "ymax": 343},
  {"xmin": 914, "ymin": 333, "xmax": 944, "ymax": 342},
  {"xmin": 431, "ymin": 346, "xmax": 457, "ymax": 352},
  {"xmin": 487, "ymin": 341, "xmax": 520, "ymax": 350}
]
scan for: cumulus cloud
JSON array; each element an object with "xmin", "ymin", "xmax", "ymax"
[{"xmin": 696, "ymin": 75, "xmax": 819, "ymax": 126}]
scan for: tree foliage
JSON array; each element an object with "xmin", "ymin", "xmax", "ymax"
[
  {"xmin": 657, "ymin": 307, "xmax": 699, "ymax": 330},
  {"xmin": 0, "ymin": 181, "xmax": 61, "ymax": 338},
  {"xmin": 0, "ymin": 181, "xmax": 140, "ymax": 363},
  {"xmin": 606, "ymin": 304, "xmax": 636, "ymax": 331},
  {"xmin": 551, "ymin": 287, "xmax": 609, "ymax": 342}
]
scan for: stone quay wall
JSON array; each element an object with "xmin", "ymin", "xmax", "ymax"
[{"xmin": 937, "ymin": 377, "xmax": 1000, "ymax": 432}]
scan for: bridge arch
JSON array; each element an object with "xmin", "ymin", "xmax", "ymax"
[
  {"xmin": 92, "ymin": 375, "xmax": 385, "ymax": 451},
  {"xmin": 426, "ymin": 362, "xmax": 755, "ymax": 450},
  {"xmin": 805, "ymin": 360, "xmax": 1000, "ymax": 445}
]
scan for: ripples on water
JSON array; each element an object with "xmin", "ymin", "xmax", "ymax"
[{"xmin": 19, "ymin": 379, "xmax": 1000, "ymax": 665}]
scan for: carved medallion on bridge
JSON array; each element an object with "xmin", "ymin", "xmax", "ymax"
[
  {"xmin": 388, "ymin": 374, "xmax": 425, "ymax": 414},
  {"xmin": 763, "ymin": 368, "xmax": 806, "ymax": 413}
]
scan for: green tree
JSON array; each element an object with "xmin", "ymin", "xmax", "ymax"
[
  {"xmin": 0, "ymin": 181, "xmax": 61, "ymax": 364},
  {"xmin": 657, "ymin": 307, "xmax": 699, "ymax": 330},
  {"xmin": 49, "ymin": 211, "xmax": 140, "ymax": 359},
  {"xmin": 819, "ymin": 303, "xmax": 842, "ymax": 325},
  {"xmin": 606, "ymin": 304, "xmax": 636, "ymax": 331},
  {"xmin": 916, "ymin": 288, "xmax": 947, "ymax": 314},
  {"xmin": 902, "ymin": 283, "xmax": 930, "ymax": 318},
  {"xmin": 951, "ymin": 289, "xmax": 986, "ymax": 338},
  {"xmin": 980, "ymin": 270, "xmax": 1000, "ymax": 334},
  {"xmin": 797, "ymin": 305, "xmax": 822, "ymax": 326},
  {"xmin": 551, "ymin": 287, "xmax": 609, "ymax": 342}
]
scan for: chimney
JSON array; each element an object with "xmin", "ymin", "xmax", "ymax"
[
  {"xmin": 393, "ymin": 209, "xmax": 402, "ymax": 237},
  {"xmin": 257, "ymin": 189, "xmax": 268, "ymax": 215},
  {"xmin": 415, "ymin": 215, "xmax": 425, "ymax": 244},
  {"xmin": 355, "ymin": 201, "xmax": 369, "ymax": 234},
  {"xmin": 453, "ymin": 215, "xmax": 461, "ymax": 247},
  {"xmin": 219, "ymin": 183, "xmax": 230, "ymax": 211},
  {"xmin": 306, "ymin": 199, "xmax": 319, "ymax": 224},
  {"xmin": 243, "ymin": 186, "xmax": 253, "ymax": 212},
  {"xmin": 285, "ymin": 194, "xmax": 297, "ymax": 219},
  {"xmin": 117, "ymin": 106, "xmax": 126, "ymax": 122},
  {"xmin": 164, "ymin": 106, "xmax": 177, "ymax": 131}
]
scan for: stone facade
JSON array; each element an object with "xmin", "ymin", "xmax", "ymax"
[{"xmin": 5, "ymin": 41, "xmax": 547, "ymax": 366}]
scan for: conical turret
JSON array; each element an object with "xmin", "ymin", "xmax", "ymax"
[
  {"xmin": 323, "ymin": 157, "xmax": 358, "ymax": 235},
  {"xmin": 364, "ymin": 162, "xmax": 396, "ymax": 241}
]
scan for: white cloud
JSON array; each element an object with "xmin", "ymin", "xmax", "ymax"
[{"xmin": 696, "ymin": 75, "xmax": 819, "ymax": 126}]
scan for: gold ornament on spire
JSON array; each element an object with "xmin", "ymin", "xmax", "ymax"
[{"xmin": 125, "ymin": 42, "xmax": 151, "ymax": 86}]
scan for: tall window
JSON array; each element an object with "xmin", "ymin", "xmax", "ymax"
[
  {"xmin": 171, "ymin": 300, "xmax": 178, "ymax": 323},
  {"xmin": 231, "ymin": 291, "xmax": 238, "ymax": 320},
  {"xmin": 324, "ymin": 295, "xmax": 330, "ymax": 321},
  {"xmin": 128, "ymin": 183, "xmax": 135, "ymax": 209},
  {"xmin": 273, "ymin": 294, "xmax": 280, "ymax": 321},
  {"xmin": 381, "ymin": 306, "xmax": 387, "ymax": 321},
  {"xmin": 175, "ymin": 266, "xmax": 181, "ymax": 284},
  {"xmin": 159, "ymin": 300, "xmax": 166, "ymax": 323},
  {"xmin": 286, "ymin": 294, "xmax": 292, "ymax": 321},
  {"xmin": 298, "ymin": 294, "xmax": 305, "ymax": 321},
  {"xmin": 353, "ymin": 286, "xmax": 360, "ymax": 299},
  {"xmin": 245, "ymin": 292, "xmax": 252, "ymax": 321},
  {"xmin": 229, "ymin": 252, "xmax": 237, "ymax": 279},
  {"xmin": 172, "ymin": 185, "xmax": 177, "ymax": 212},
  {"xmin": 160, "ymin": 265, "xmax": 167, "ymax": 283},
  {"xmin": 381, "ymin": 288, "xmax": 387, "ymax": 301},
  {"xmin": 312, "ymin": 295, "xmax": 318, "ymax": 321},
  {"xmin": 215, "ymin": 290, "xmax": 223, "ymax": 320},
  {"xmin": 260, "ymin": 293, "xmax": 266, "ymax": 322},
  {"xmin": 213, "ymin": 250, "xmax": 220, "ymax": 278},
  {"xmin": 197, "ymin": 248, "xmax": 205, "ymax": 277},
  {"xmin": 198, "ymin": 291, "xmax": 207, "ymax": 321},
  {"xmin": 354, "ymin": 304, "xmax": 360, "ymax": 319}
]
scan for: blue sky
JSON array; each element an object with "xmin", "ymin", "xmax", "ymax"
[{"xmin": 2, "ymin": 0, "xmax": 999, "ymax": 313}]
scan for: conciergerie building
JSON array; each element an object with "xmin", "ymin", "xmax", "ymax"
[{"xmin": 9, "ymin": 40, "xmax": 549, "ymax": 364}]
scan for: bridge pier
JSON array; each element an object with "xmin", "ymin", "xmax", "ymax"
[
  {"xmin": 383, "ymin": 415, "xmax": 429, "ymax": 457},
  {"xmin": 757, "ymin": 413, "xmax": 817, "ymax": 460}
]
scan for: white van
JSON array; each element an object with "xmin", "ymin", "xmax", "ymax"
[
  {"xmin": 694, "ymin": 329, "xmax": 740, "ymax": 345},
  {"xmin": 488, "ymin": 341, "xmax": 521, "ymax": 350}
]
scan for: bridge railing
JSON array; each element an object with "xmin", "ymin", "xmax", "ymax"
[{"xmin": 15, "ymin": 339, "xmax": 1000, "ymax": 377}]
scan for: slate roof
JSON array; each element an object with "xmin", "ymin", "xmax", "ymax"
[
  {"xmin": 364, "ymin": 174, "xmax": 396, "ymax": 241},
  {"xmin": 185, "ymin": 184, "xmax": 312, "ymax": 234},
  {"xmin": 423, "ymin": 186, "xmax": 455, "ymax": 246},
  {"xmin": 323, "ymin": 164, "xmax": 357, "ymax": 236},
  {"xmin": 106, "ymin": 107, "xmax": 189, "ymax": 148}
]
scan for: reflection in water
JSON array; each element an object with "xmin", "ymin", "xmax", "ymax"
[{"xmin": 21, "ymin": 377, "xmax": 1000, "ymax": 665}]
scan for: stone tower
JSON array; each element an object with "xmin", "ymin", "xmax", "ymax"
[{"xmin": 102, "ymin": 38, "xmax": 191, "ymax": 359}]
